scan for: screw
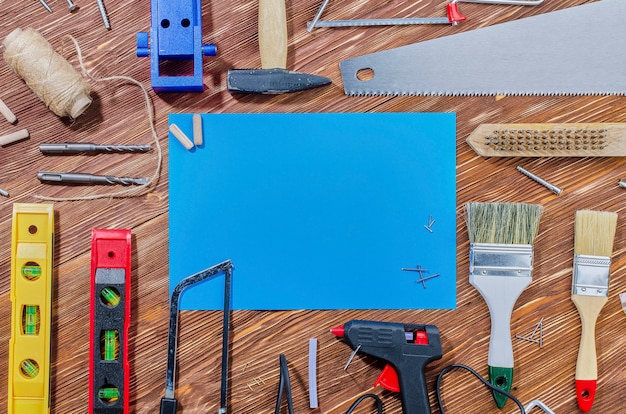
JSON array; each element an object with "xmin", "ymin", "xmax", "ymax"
[
  {"xmin": 66, "ymin": 0, "xmax": 79, "ymax": 12},
  {"xmin": 95, "ymin": 0, "xmax": 111, "ymax": 30}
]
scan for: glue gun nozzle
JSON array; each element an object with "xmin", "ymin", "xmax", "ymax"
[{"xmin": 330, "ymin": 325, "xmax": 345, "ymax": 337}]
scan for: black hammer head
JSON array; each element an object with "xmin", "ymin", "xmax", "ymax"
[{"xmin": 227, "ymin": 68, "xmax": 331, "ymax": 94}]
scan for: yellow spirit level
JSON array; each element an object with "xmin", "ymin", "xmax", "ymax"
[{"xmin": 8, "ymin": 203, "xmax": 54, "ymax": 414}]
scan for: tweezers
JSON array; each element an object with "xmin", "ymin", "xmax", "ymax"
[{"xmin": 274, "ymin": 354, "xmax": 294, "ymax": 414}]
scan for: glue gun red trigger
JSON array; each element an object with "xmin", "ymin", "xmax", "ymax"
[{"xmin": 373, "ymin": 330, "xmax": 430, "ymax": 393}]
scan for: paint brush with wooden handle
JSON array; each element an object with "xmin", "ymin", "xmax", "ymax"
[
  {"xmin": 467, "ymin": 123, "xmax": 626, "ymax": 157},
  {"xmin": 571, "ymin": 210, "xmax": 618, "ymax": 413},
  {"xmin": 465, "ymin": 202, "xmax": 544, "ymax": 408}
]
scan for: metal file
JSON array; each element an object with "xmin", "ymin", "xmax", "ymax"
[{"xmin": 340, "ymin": 0, "xmax": 626, "ymax": 96}]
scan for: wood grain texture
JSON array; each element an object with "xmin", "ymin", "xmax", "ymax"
[{"xmin": 0, "ymin": 1, "xmax": 624, "ymax": 413}]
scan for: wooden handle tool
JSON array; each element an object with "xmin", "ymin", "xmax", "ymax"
[
  {"xmin": 259, "ymin": 0, "xmax": 288, "ymax": 69},
  {"xmin": 467, "ymin": 123, "xmax": 626, "ymax": 157},
  {"xmin": 226, "ymin": 0, "xmax": 331, "ymax": 93},
  {"xmin": 571, "ymin": 210, "xmax": 617, "ymax": 413}
]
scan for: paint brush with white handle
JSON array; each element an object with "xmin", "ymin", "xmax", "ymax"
[{"xmin": 466, "ymin": 201, "xmax": 543, "ymax": 408}]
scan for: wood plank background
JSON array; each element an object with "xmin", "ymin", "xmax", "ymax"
[{"xmin": 0, "ymin": 0, "xmax": 624, "ymax": 413}]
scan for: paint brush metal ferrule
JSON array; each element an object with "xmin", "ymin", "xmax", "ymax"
[
  {"xmin": 469, "ymin": 243, "xmax": 534, "ymax": 278},
  {"xmin": 572, "ymin": 254, "xmax": 611, "ymax": 297}
]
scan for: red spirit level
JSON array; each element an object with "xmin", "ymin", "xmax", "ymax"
[{"xmin": 89, "ymin": 228, "xmax": 132, "ymax": 413}]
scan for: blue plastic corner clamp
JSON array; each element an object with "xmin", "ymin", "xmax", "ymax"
[{"xmin": 137, "ymin": 0, "xmax": 217, "ymax": 93}]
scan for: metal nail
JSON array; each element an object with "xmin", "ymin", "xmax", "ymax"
[
  {"xmin": 517, "ymin": 166, "xmax": 563, "ymax": 195},
  {"xmin": 308, "ymin": 0, "xmax": 330, "ymax": 32},
  {"xmin": 416, "ymin": 273, "xmax": 440, "ymax": 289},
  {"xmin": 344, "ymin": 344, "xmax": 361, "ymax": 371},
  {"xmin": 424, "ymin": 215, "xmax": 436, "ymax": 232},
  {"xmin": 401, "ymin": 265, "xmax": 428, "ymax": 274},
  {"xmin": 516, "ymin": 317, "xmax": 544, "ymax": 348},
  {"xmin": 38, "ymin": 0, "xmax": 52, "ymax": 13},
  {"xmin": 66, "ymin": 0, "xmax": 79, "ymax": 12}
]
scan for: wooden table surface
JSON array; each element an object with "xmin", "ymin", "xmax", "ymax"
[{"xmin": 0, "ymin": 0, "xmax": 624, "ymax": 413}]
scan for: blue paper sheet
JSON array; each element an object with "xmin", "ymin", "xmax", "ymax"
[{"xmin": 168, "ymin": 113, "xmax": 456, "ymax": 310}]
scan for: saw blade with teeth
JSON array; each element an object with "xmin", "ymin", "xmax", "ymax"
[{"xmin": 340, "ymin": 0, "xmax": 626, "ymax": 97}]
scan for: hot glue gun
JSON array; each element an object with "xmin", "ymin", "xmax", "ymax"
[{"xmin": 331, "ymin": 319, "xmax": 443, "ymax": 414}]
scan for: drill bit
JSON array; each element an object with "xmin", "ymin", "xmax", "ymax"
[
  {"xmin": 39, "ymin": 143, "xmax": 152, "ymax": 155},
  {"xmin": 37, "ymin": 171, "xmax": 149, "ymax": 186}
]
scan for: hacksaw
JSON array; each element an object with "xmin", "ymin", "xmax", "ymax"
[{"xmin": 340, "ymin": 0, "xmax": 626, "ymax": 96}]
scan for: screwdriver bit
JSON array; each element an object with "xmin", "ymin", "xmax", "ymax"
[
  {"xmin": 37, "ymin": 171, "xmax": 149, "ymax": 186},
  {"xmin": 39, "ymin": 143, "xmax": 152, "ymax": 155}
]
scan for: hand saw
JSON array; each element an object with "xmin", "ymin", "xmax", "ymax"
[{"xmin": 340, "ymin": 0, "xmax": 626, "ymax": 96}]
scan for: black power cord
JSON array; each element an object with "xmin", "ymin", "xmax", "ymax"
[
  {"xmin": 436, "ymin": 364, "xmax": 526, "ymax": 414},
  {"xmin": 345, "ymin": 393, "xmax": 383, "ymax": 414}
]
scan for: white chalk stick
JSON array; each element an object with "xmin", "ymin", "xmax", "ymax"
[
  {"xmin": 308, "ymin": 338, "xmax": 318, "ymax": 409},
  {"xmin": 0, "ymin": 98, "xmax": 17, "ymax": 124},
  {"xmin": 192, "ymin": 114, "xmax": 203, "ymax": 146},
  {"xmin": 0, "ymin": 128, "xmax": 29, "ymax": 146},
  {"xmin": 169, "ymin": 123, "xmax": 194, "ymax": 150}
]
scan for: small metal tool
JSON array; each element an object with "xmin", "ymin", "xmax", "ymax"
[
  {"xmin": 227, "ymin": 0, "xmax": 331, "ymax": 94},
  {"xmin": 38, "ymin": 0, "xmax": 52, "ymax": 13},
  {"xmin": 343, "ymin": 343, "xmax": 361, "ymax": 371},
  {"xmin": 307, "ymin": 0, "xmax": 329, "ymax": 32},
  {"xmin": 39, "ymin": 143, "xmax": 152, "ymax": 155},
  {"xmin": 66, "ymin": 0, "xmax": 79, "ymax": 12},
  {"xmin": 401, "ymin": 265, "xmax": 440, "ymax": 288},
  {"xmin": 95, "ymin": 0, "xmax": 111, "ymax": 30},
  {"xmin": 619, "ymin": 179, "xmax": 626, "ymax": 189},
  {"xmin": 160, "ymin": 261, "xmax": 233, "ymax": 414},
  {"xmin": 517, "ymin": 166, "xmax": 563, "ymax": 195},
  {"xmin": 307, "ymin": 0, "xmax": 466, "ymax": 31},
  {"xmin": 515, "ymin": 317, "xmax": 544, "ymax": 348},
  {"xmin": 37, "ymin": 171, "xmax": 149, "ymax": 186},
  {"xmin": 524, "ymin": 399, "xmax": 555, "ymax": 414},
  {"xmin": 424, "ymin": 215, "xmax": 436, "ymax": 232}
]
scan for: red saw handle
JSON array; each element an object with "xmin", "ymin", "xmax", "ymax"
[{"xmin": 447, "ymin": 2, "xmax": 467, "ymax": 25}]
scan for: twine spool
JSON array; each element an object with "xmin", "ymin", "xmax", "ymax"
[{"xmin": 3, "ymin": 28, "xmax": 92, "ymax": 119}]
